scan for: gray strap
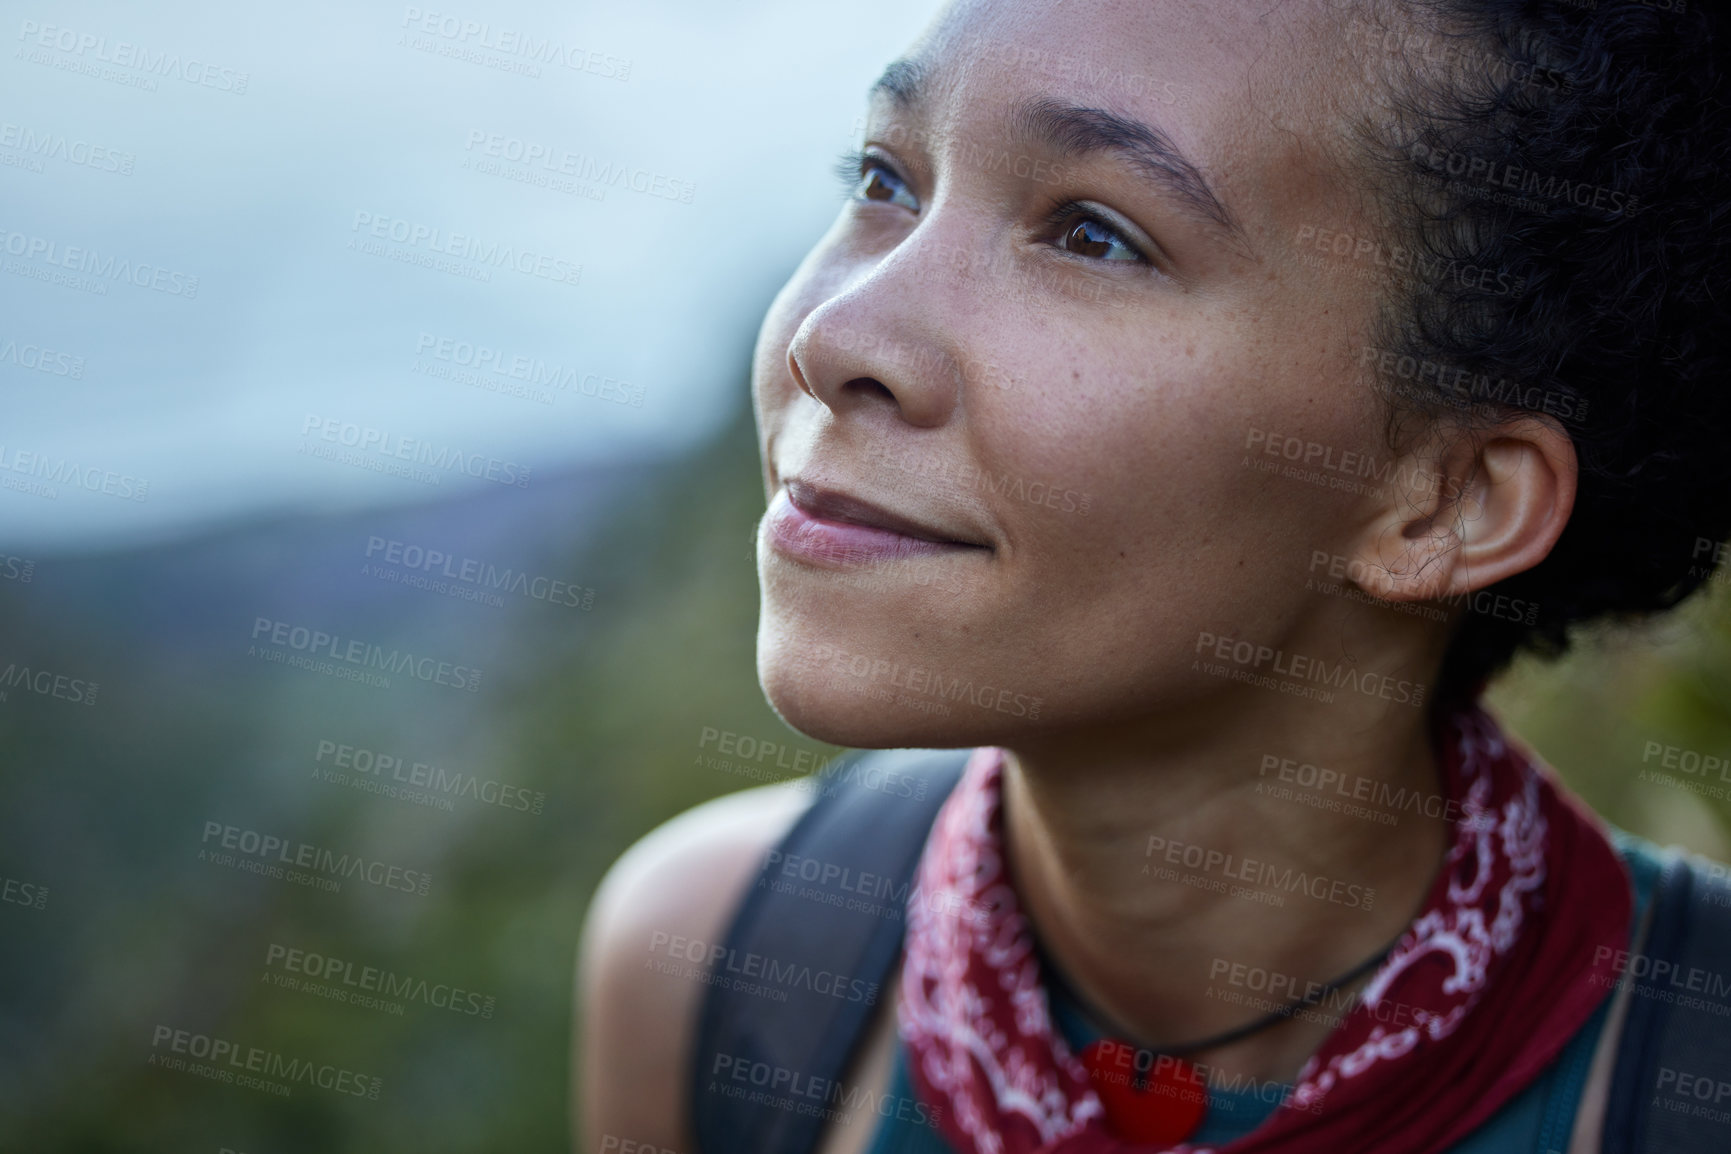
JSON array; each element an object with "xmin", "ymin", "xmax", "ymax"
[
  {"xmin": 1604, "ymin": 852, "xmax": 1731, "ymax": 1152},
  {"xmin": 688, "ymin": 747, "xmax": 969, "ymax": 1154}
]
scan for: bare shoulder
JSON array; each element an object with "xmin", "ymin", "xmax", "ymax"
[{"xmin": 574, "ymin": 778, "xmax": 816, "ymax": 1153}]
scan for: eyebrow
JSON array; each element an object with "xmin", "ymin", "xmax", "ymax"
[
  {"xmin": 868, "ymin": 57, "xmax": 927, "ymax": 108},
  {"xmin": 868, "ymin": 59, "xmax": 1249, "ymax": 251},
  {"xmin": 1011, "ymin": 97, "xmax": 1247, "ymax": 245}
]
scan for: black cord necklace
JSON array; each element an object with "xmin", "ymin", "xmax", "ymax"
[{"xmin": 1039, "ymin": 933, "xmax": 1403, "ymax": 1059}]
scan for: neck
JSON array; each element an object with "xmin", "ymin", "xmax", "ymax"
[{"xmin": 1000, "ymin": 672, "xmax": 1454, "ymax": 1085}]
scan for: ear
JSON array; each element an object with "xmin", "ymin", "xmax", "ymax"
[{"xmin": 1340, "ymin": 416, "xmax": 1578, "ymax": 605}]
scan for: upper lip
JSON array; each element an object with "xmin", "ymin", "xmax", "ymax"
[{"xmin": 784, "ymin": 477, "xmax": 987, "ymax": 547}]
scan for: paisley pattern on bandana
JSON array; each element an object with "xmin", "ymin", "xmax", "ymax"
[{"xmin": 896, "ymin": 704, "xmax": 1632, "ymax": 1154}]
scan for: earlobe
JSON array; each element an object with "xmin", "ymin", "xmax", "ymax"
[{"xmin": 1339, "ymin": 417, "xmax": 1578, "ymax": 609}]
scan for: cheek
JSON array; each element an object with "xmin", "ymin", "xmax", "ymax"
[
  {"xmin": 969, "ymin": 348, "xmax": 1239, "ymax": 562},
  {"xmin": 969, "ymin": 341, "xmax": 1362, "ymax": 638}
]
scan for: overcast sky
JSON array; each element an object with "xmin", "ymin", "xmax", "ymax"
[{"xmin": 0, "ymin": 0, "xmax": 941, "ymax": 550}]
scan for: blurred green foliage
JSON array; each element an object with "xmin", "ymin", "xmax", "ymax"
[
  {"xmin": 1, "ymin": 399, "xmax": 1727, "ymax": 1152},
  {"xmin": 0, "ymin": 403, "xmax": 838, "ymax": 1153},
  {"xmin": 1489, "ymin": 587, "xmax": 1731, "ymax": 860}
]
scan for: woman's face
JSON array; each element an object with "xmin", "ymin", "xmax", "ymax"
[{"xmin": 753, "ymin": 0, "xmax": 1411, "ymax": 748}]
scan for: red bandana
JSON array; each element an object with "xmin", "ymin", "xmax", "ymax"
[{"xmin": 896, "ymin": 703, "xmax": 1632, "ymax": 1154}]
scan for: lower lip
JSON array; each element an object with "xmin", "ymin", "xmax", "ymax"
[{"xmin": 763, "ymin": 489, "xmax": 973, "ymax": 567}]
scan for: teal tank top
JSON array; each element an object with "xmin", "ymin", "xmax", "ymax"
[{"xmin": 862, "ymin": 830, "xmax": 1664, "ymax": 1154}]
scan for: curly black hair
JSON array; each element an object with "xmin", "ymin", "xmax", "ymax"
[{"xmin": 1347, "ymin": 0, "xmax": 1731, "ymax": 703}]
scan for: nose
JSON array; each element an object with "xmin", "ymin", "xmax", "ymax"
[{"xmin": 785, "ymin": 222, "xmax": 983, "ymax": 429}]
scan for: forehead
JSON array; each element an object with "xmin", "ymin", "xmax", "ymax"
[{"xmin": 892, "ymin": 0, "xmax": 1366, "ymax": 242}]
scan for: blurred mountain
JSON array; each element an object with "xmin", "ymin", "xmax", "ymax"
[{"xmin": 0, "ymin": 404, "xmax": 839, "ymax": 1153}]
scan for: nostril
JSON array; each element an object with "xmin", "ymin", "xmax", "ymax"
[{"xmin": 844, "ymin": 377, "xmax": 895, "ymax": 401}]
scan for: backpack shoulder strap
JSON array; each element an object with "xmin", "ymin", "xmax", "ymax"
[
  {"xmin": 1603, "ymin": 849, "xmax": 1731, "ymax": 1153},
  {"xmin": 688, "ymin": 747, "xmax": 970, "ymax": 1154}
]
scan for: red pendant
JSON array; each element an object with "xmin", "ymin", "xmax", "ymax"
[{"xmin": 1079, "ymin": 1038, "xmax": 1209, "ymax": 1145}]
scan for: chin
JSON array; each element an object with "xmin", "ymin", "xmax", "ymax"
[
  {"xmin": 754, "ymin": 620, "xmax": 1036, "ymax": 752},
  {"xmin": 757, "ymin": 667, "xmax": 955, "ymax": 750}
]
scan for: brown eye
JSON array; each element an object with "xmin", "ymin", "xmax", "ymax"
[
  {"xmin": 863, "ymin": 169, "xmax": 900, "ymax": 201},
  {"xmin": 1060, "ymin": 216, "xmax": 1139, "ymax": 262},
  {"xmin": 833, "ymin": 151, "xmax": 920, "ymax": 212}
]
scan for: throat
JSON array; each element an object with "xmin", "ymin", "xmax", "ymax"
[{"xmin": 997, "ymin": 732, "xmax": 1450, "ymax": 1086}]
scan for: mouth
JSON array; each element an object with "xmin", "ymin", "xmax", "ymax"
[{"xmin": 763, "ymin": 478, "xmax": 989, "ymax": 567}]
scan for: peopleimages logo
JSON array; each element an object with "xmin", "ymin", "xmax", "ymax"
[
  {"xmin": 349, "ymin": 211, "xmax": 581, "ymax": 287},
  {"xmin": 0, "ymin": 121, "xmax": 134, "ymax": 175},
  {"xmin": 1410, "ymin": 143, "xmax": 1638, "ymax": 216},
  {"xmin": 1291, "ymin": 223, "xmax": 1526, "ymax": 297},
  {"xmin": 647, "ymin": 931, "xmax": 879, "ymax": 1005},
  {"xmin": 2, "ymin": 873, "xmax": 48, "ymax": 910},
  {"xmin": 0, "ymin": 444, "xmax": 148, "ymax": 501},
  {"xmin": 1654, "ymin": 1066, "xmax": 1731, "ymax": 1127},
  {"xmin": 1194, "ymin": 631, "xmax": 1426, "ymax": 708},
  {"xmin": 1143, "ymin": 834, "xmax": 1376, "ymax": 911},
  {"xmin": 0, "ymin": 227, "xmax": 199, "ymax": 296},
  {"xmin": 200, "ymin": 821, "xmax": 433, "ymax": 896},
  {"xmin": 707, "ymin": 1052, "xmax": 940, "ymax": 1128},
  {"xmin": 1358, "ymin": 345, "xmax": 1589, "ymax": 424},
  {"xmin": 1257, "ymin": 753, "xmax": 1462, "ymax": 822},
  {"xmin": 414, "ymin": 332, "xmax": 645, "ymax": 407},
  {"xmin": 463, "ymin": 132, "xmax": 694, "ymax": 203},
  {"xmin": 0, "ymin": 659, "xmax": 98, "ymax": 705},
  {"xmin": 249, "ymin": 617, "xmax": 482, "ymax": 691},
  {"xmin": 263, "ymin": 943, "xmax": 496, "ymax": 1018},
  {"xmin": 364, "ymin": 536, "xmax": 594, "ymax": 610},
  {"xmin": 16, "ymin": 20, "xmax": 251, "ymax": 93},
  {"xmin": 0, "ymin": 337, "xmax": 84, "ymax": 377},
  {"xmin": 148, "ymin": 1026, "xmax": 380, "ymax": 1100},
  {"xmin": 809, "ymin": 641, "xmax": 1045, "ymax": 720},
  {"xmin": 399, "ymin": 7, "xmax": 631, "ymax": 80},
  {"xmin": 300, "ymin": 414, "xmax": 532, "ymax": 489},
  {"xmin": 313, "ymin": 740, "xmax": 545, "ymax": 815},
  {"xmin": 1589, "ymin": 940, "xmax": 1731, "ymax": 1010}
]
